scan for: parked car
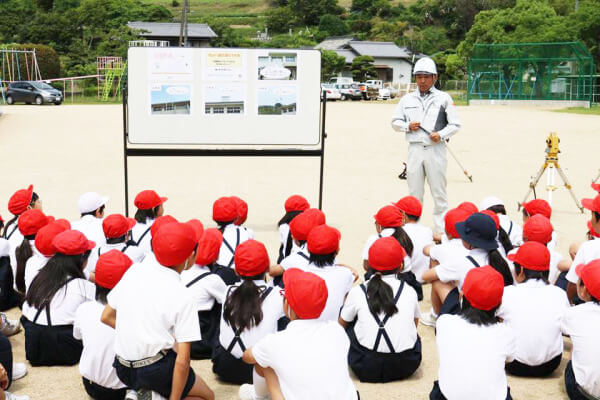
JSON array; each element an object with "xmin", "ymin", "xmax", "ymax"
[
  {"xmin": 321, "ymin": 84, "xmax": 342, "ymax": 101},
  {"xmin": 5, "ymin": 81, "xmax": 63, "ymax": 105},
  {"xmin": 365, "ymin": 80, "xmax": 392, "ymax": 100},
  {"xmin": 328, "ymin": 77, "xmax": 354, "ymax": 85},
  {"xmin": 335, "ymin": 83, "xmax": 362, "ymax": 101}
]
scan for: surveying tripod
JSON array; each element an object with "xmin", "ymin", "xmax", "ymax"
[{"xmin": 519, "ymin": 133, "xmax": 583, "ymax": 213}]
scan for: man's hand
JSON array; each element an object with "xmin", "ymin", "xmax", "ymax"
[
  {"xmin": 409, "ymin": 121, "xmax": 421, "ymax": 131},
  {"xmin": 0, "ymin": 363, "xmax": 8, "ymax": 390},
  {"xmin": 430, "ymin": 132, "xmax": 441, "ymax": 143}
]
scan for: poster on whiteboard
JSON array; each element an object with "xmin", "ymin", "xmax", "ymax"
[{"xmin": 127, "ymin": 47, "xmax": 321, "ymax": 146}]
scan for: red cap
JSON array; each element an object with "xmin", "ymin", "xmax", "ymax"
[
  {"xmin": 444, "ymin": 208, "xmax": 471, "ymax": 238},
  {"xmin": 284, "ymin": 195, "xmax": 310, "ymax": 213},
  {"xmin": 588, "ymin": 220, "xmax": 600, "ymax": 238},
  {"xmin": 582, "ymin": 195, "xmax": 600, "ymax": 213},
  {"xmin": 185, "ymin": 219, "xmax": 204, "ymax": 242},
  {"xmin": 134, "ymin": 190, "xmax": 167, "ymax": 210},
  {"xmin": 575, "ymin": 260, "xmax": 600, "ymax": 299},
  {"xmin": 35, "ymin": 221, "xmax": 69, "ymax": 257},
  {"xmin": 195, "ymin": 228, "xmax": 223, "ymax": 266},
  {"xmin": 54, "ymin": 219, "xmax": 71, "ymax": 230},
  {"xmin": 289, "ymin": 208, "xmax": 326, "ymax": 241},
  {"xmin": 8, "ymin": 185, "xmax": 34, "ymax": 215},
  {"xmin": 507, "ymin": 241, "xmax": 550, "ymax": 271},
  {"xmin": 153, "ymin": 222, "xmax": 197, "ymax": 267},
  {"xmin": 95, "ymin": 250, "xmax": 133, "ymax": 289},
  {"xmin": 231, "ymin": 196, "xmax": 248, "ymax": 225},
  {"xmin": 462, "ymin": 266, "xmax": 504, "ymax": 311},
  {"xmin": 523, "ymin": 214, "xmax": 553, "ymax": 244},
  {"xmin": 283, "ymin": 268, "xmax": 328, "ymax": 319},
  {"xmin": 307, "ymin": 224, "xmax": 341, "ymax": 255},
  {"xmin": 591, "ymin": 183, "xmax": 600, "ymax": 194},
  {"xmin": 213, "ymin": 197, "xmax": 237, "ymax": 223},
  {"xmin": 102, "ymin": 214, "xmax": 136, "ymax": 239},
  {"xmin": 18, "ymin": 209, "xmax": 53, "ymax": 236},
  {"xmin": 0, "ymin": 215, "xmax": 3, "ymax": 223},
  {"xmin": 234, "ymin": 240, "xmax": 270, "ymax": 277},
  {"xmin": 394, "ymin": 196, "xmax": 422, "ymax": 218},
  {"xmin": 523, "ymin": 199, "xmax": 552, "ymax": 219},
  {"xmin": 457, "ymin": 201, "xmax": 478, "ymax": 215},
  {"xmin": 52, "ymin": 230, "xmax": 96, "ymax": 255},
  {"xmin": 480, "ymin": 210, "xmax": 500, "ymax": 229},
  {"xmin": 374, "ymin": 205, "xmax": 404, "ymax": 227},
  {"xmin": 150, "ymin": 215, "xmax": 179, "ymax": 238},
  {"xmin": 368, "ymin": 237, "xmax": 406, "ymax": 271}
]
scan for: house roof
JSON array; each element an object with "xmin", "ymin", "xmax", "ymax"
[
  {"xmin": 315, "ymin": 37, "xmax": 423, "ymax": 62},
  {"xmin": 315, "ymin": 36, "xmax": 356, "ymax": 50},
  {"xmin": 336, "ymin": 49, "xmax": 357, "ymax": 63},
  {"xmin": 127, "ymin": 22, "xmax": 218, "ymax": 39}
]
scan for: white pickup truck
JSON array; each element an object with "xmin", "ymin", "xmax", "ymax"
[{"xmin": 365, "ymin": 80, "xmax": 392, "ymax": 100}]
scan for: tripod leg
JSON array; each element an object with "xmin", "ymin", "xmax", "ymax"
[
  {"xmin": 556, "ymin": 166, "xmax": 584, "ymax": 213},
  {"xmin": 593, "ymin": 169, "xmax": 600, "ymax": 184},
  {"xmin": 520, "ymin": 164, "xmax": 546, "ymax": 209}
]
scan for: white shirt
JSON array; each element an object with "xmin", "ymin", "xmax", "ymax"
[
  {"xmin": 278, "ymin": 223, "xmax": 300, "ymax": 259},
  {"xmin": 436, "ymin": 314, "xmax": 516, "ymax": 400},
  {"xmin": 107, "ymin": 259, "xmax": 200, "ymax": 360},
  {"xmin": 561, "ymin": 302, "xmax": 600, "ymax": 397},
  {"xmin": 218, "ymin": 280, "xmax": 284, "ymax": 358},
  {"xmin": 402, "ymin": 223, "xmax": 433, "ymax": 282},
  {"xmin": 22, "ymin": 277, "xmax": 96, "ymax": 325},
  {"xmin": 73, "ymin": 301, "xmax": 126, "ymax": 389},
  {"xmin": 5, "ymin": 222, "xmax": 23, "ymax": 274},
  {"xmin": 181, "ymin": 265, "xmax": 226, "ymax": 311},
  {"xmin": 86, "ymin": 242, "xmax": 145, "ymax": 274},
  {"xmin": 497, "ymin": 279, "xmax": 569, "ymax": 366},
  {"xmin": 498, "ymin": 214, "xmax": 522, "ymax": 247},
  {"xmin": 567, "ymin": 238, "xmax": 600, "ymax": 284},
  {"xmin": 71, "ymin": 215, "xmax": 106, "ymax": 248},
  {"xmin": 24, "ymin": 250, "xmax": 50, "ymax": 294},
  {"xmin": 216, "ymin": 224, "xmax": 251, "ymax": 268},
  {"xmin": 429, "ymin": 238, "xmax": 469, "ymax": 265},
  {"xmin": 252, "ymin": 319, "xmax": 358, "ymax": 400},
  {"xmin": 280, "ymin": 243, "xmax": 310, "ymax": 272},
  {"xmin": 435, "ymin": 248, "xmax": 490, "ymax": 289},
  {"xmin": 130, "ymin": 219, "xmax": 154, "ymax": 255},
  {"xmin": 340, "ymin": 275, "xmax": 420, "ymax": 353},
  {"xmin": 507, "ymin": 246, "xmax": 564, "ymax": 284},
  {"xmin": 306, "ymin": 263, "xmax": 354, "ymax": 322},
  {"xmin": 361, "ymin": 229, "xmax": 412, "ymax": 273}
]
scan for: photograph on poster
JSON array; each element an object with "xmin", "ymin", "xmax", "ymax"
[
  {"xmin": 148, "ymin": 49, "xmax": 193, "ymax": 81},
  {"xmin": 204, "ymin": 51, "xmax": 246, "ymax": 81},
  {"xmin": 257, "ymin": 85, "xmax": 297, "ymax": 115},
  {"xmin": 203, "ymin": 84, "xmax": 246, "ymax": 115},
  {"xmin": 257, "ymin": 52, "xmax": 297, "ymax": 80},
  {"xmin": 150, "ymin": 84, "xmax": 191, "ymax": 115}
]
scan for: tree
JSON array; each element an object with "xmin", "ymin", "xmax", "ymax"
[
  {"xmin": 265, "ymin": 6, "xmax": 296, "ymax": 33},
  {"xmin": 568, "ymin": 0, "xmax": 600, "ymax": 64},
  {"xmin": 351, "ymin": 0, "xmax": 393, "ymax": 18},
  {"xmin": 351, "ymin": 55, "xmax": 377, "ymax": 81},
  {"xmin": 321, "ymin": 50, "xmax": 346, "ymax": 81},
  {"xmin": 289, "ymin": 0, "xmax": 343, "ymax": 26},
  {"xmin": 368, "ymin": 18, "xmax": 408, "ymax": 41},
  {"xmin": 319, "ymin": 14, "xmax": 349, "ymax": 36}
]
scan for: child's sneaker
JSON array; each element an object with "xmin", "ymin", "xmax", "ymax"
[
  {"xmin": 420, "ymin": 311, "xmax": 438, "ymax": 327},
  {"xmin": 137, "ymin": 390, "xmax": 166, "ymax": 400},
  {"xmin": 11, "ymin": 363, "xmax": 27, "ymax": 380},
  {"xmin": 0, "ymin": 314, "xmax": 21, "ymax": 337},
  {"xmin": 5, "ymin": 392, "xmax": 30, "ymax": 400},
  {"xmin": 239, "ymin": 383, "xmax": 269, "ymax": 400},
  {"xmin": 125, "ymin": 390, "xmax": 138, "ymax": 400}
]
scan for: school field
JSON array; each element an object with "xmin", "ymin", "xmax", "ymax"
[{"xmin": 0, "ymin": 101, "xmax": 599, "ymax": 399}]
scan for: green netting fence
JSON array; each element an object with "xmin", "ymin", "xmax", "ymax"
[{"xmin": 468, "ymin": 42, "xmax": 596, "ymax": 105}]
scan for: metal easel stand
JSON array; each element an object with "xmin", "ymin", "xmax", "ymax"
[{"xmin": 519, "ymin": 132, "xmax": 583, "ymax": 213}]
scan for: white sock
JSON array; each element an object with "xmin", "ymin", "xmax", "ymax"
[
  {"xmin": 430, "ymin": 307, "xmax": 438, "ymax": 318},
  {"xmin": 253, "ymin": 368, "xmax": 269, "ymax": 398}
]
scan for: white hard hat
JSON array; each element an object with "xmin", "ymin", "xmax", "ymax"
[
  {"xmin": 479, "ymin": 196, "xmax": 504, "ymax": 211},
  {"xmin": 413, "ymin": 57, "xmax": 437, "ymax": 75},
  {"xmin": 78, "ymin": 192, "xmax": 109, "ymax": 214}
]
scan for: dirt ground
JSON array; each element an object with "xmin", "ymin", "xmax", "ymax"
[{"xmin": 0, "ymin": 101, "xmax": 599, "ymax": 399}]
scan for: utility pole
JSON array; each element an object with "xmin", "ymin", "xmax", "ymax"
[{"xmin": 178, "ymin": 0, "xmax": 189, "ymax": 47}]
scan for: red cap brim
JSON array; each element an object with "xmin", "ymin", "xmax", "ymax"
[
  {"xmin": 507, "ymin": 253, "xmax": 517, "ymax": 262},
  {"xmin": 582, "ymin": 198, "xmax": 597, "ymax": 211},
  {"xmin": 575, "ymin": 263, "xmax": 586, "ymax": 278},
  {"xmin": 86, "ymin": 240, "xmax": 96, "ymax": 251}
]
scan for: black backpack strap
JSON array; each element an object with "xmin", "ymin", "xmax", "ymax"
[
  {"xmin": 225, "ymin": 285, "xmax": 272, "ymax": 354},
  {"xmin": 260, "ymin": 286, "xmax": 273, "ymax": 302},
  {"xmin": 136, "ymin": 226, "xmax": 152, "ymax": 246},
  {"xmin": 298, "ymin": 252, "xmax": 309, "ymax": 261},
  {"xmin": 284, "ymin": 231, "xmax": 293, "ymax": 258},
  {"xmin": 361, "ymin": 280, "xmax": 404, "ymax": 353},
  {"xmin": 97, "ymin": 247, "xmax": 102, "ymax": 257},
  {"xmin": 121, "ymin": 244, "xmax": 130, "ymax": 252},
  {"xmin": 185, "ymin": 272, "xmax": 211, "ymax": 288},
  {"xmin": 33, "ymin": 277, "xmax": 78, "ymax": 326},
  {"xmin": 222, "ymin": 228, "xmax": 241, "ymax": 268},
  {"xmin": 5, "ymin": 225, "xmax": 17, "ymax": 240},
  {"xmin": 466, "ymin": 256, "xmax": 480, "ymax": 267},
  {"xmin": 507, "ymin": 221, "xmax": 513, "ymax": 236}
]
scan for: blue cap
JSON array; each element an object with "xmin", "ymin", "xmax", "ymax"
[{"xmin": 455, "ymin": 213, "xmax": 498, "ymax": 250}]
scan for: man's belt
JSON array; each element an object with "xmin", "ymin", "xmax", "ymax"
[{"xmin": 117, "ymin": 349, "xmax": 168, "ymax": 369}]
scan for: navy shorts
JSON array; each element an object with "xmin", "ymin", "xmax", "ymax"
[
  {"xmin": 438, "ymin": 287, "xmax": 461, "ymax": 316},
  {"xmin": 506, "ymin": 353, "xmax": 561, "ymax": 377},
  {"xmin": 430, "ymin": 381, "xmax": 513, "ymax": 400},
  {"xmin": 113, "ymin": 350, "xmax": 196, "ymax": 399}
]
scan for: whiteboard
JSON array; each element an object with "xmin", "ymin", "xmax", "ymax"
[{"xmin": 127, "ymin": 47, "xmax": 322, "ymax": 146}]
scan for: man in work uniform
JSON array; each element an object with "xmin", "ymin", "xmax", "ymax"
[{"xmin": 391, "ymin": 58, "xmax": 461, "ymax": 233}]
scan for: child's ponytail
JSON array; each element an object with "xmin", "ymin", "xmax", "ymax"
[
  {"xmin": 15, "ymin": 236, "xmax": 34, "ymax": 293},
  {"xmin": 223, "ymin": 277, "xmax": 265, "ymax": 332},
  {"xmin": 497, "ymin": 226, "xmax": 513, "ymax": 254},
  {"xmin": 488, "ymin": 249, "xmax": 513, "ymax": 286},
  {"xmin": 392, "ymin": 227, "xmax": 414, "ymax": 257},
  {"xmin": 366, "ymin": 272, "xmax": 398, "ymax": 316}
]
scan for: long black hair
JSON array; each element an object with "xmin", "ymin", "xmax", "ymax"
[
  {"xmin": 487, "ymin": 205, "xmax": 507, "ymax": 215},
  {"xmin": 459, "ymin": 297, "xmax": 500, "ymax": 326},
  {"xmin": 278, "ymin": 210, "xmax": 302, "ymax": 227},
  {"xmin": 15, "ymin": 234, "xmax": 35, "ymax": 293},
  {"xmin": 223, "ymin": 273, "xmax": 266, "ymax": 332},
  {"xmin": 514, "ymin": 263, "xmax": 549, "ymax": 284},
  {"xmin": 498, "ymin": 226, "xmax": 514, "ymax": 254},
  {"xmin": 134, "ymin": 205, "xmax": 161, "ymax": 224},
  {"xmin": 488, "ymin": 249, "xmax": 514, "ymax": 286},
  {"xmin": 26, "ymin": 252, "xmax": 89, "ymax": 310},
  {"xmin": 217, "ymin": 221, "xmax": 236, "ymax": 233},
  {"xmin": 95, "ymin": 285, "xmax": 110, "ymax": 305},
  {"xmin": 309, "ymin": 252, "xmax": 336, "ymax": 268},
  {"xmin": 366, "ymin": 270, "xmax": 399, "ymax": 316},
  {"xmin": 389, "ymin": 227, "xmax": 414, "ymax": 257},
  {"xmin": 3, "ymin": 192, "xmax": 39, "ymax": 238}
]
